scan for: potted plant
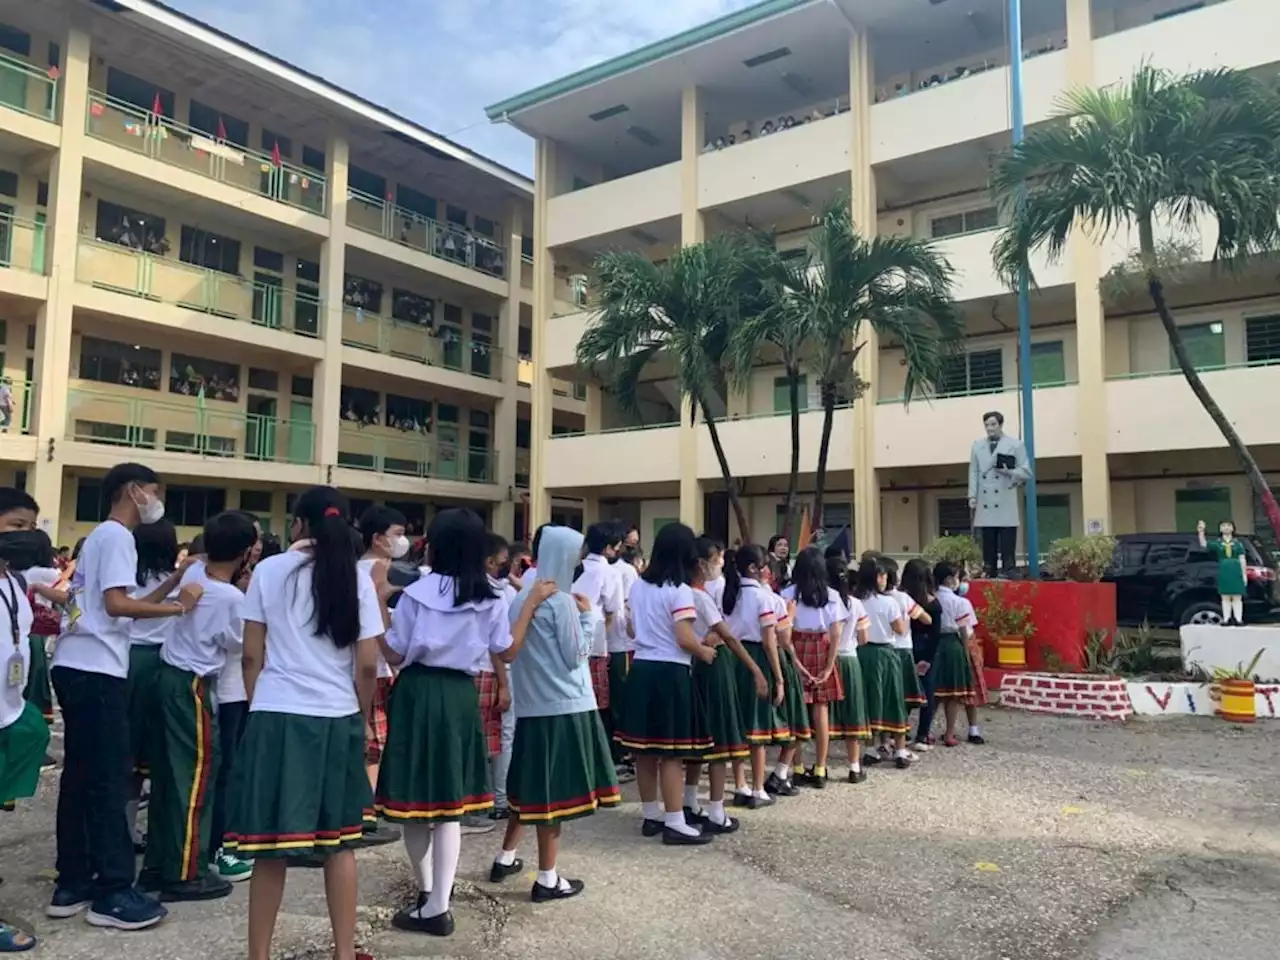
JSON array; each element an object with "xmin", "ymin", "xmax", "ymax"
[
  {"xmin": 922, "ymin": 535, "xmax": 983, "ymax": 576},
  {"xmin": 979, "ymin": 585, "xmax": 1036, "ymax": 670},
  {"xmin": 1211, "ymin": 648, "xmax": 1265, "ymax": 723},
  {"xmin": 1044, "ymin": 534, "xmax": 1118, "ymax": 583}
]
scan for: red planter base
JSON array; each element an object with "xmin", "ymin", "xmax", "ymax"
[{"xmin": 971, "ymin": 580, "xmax": 1117, "ymax": 672}]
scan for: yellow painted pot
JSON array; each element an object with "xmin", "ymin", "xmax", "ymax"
[
  {"xmin": 1220, "ymin": 679, "xmax": 1256, "ymax": 723},
  {"xmin": 996, "ymin": 636, "xmax": 1026, "ymax": 669}
]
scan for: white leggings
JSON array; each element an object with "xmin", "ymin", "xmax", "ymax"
[{"xmin": 1221, "ymin": 594, "xmax": 1243, "ymax": 624}]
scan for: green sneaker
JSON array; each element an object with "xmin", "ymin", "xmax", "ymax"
[{"xmin": 213, "ymin": 849, "xmax": 253, "ymax": 883}]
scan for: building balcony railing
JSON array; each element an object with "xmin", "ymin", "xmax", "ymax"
[
  {"xmin": 0, "ymin": 213, "xmax": 47, "ymax": 275},
  {"xmin": 340, "ymin": 307, "xmax": 499, "ymax": 378},
  {"xmin": 346, "ymin": 188, "xmax": 507, "ymax": 280},
  {"xmin": 337, "ymin": 423, "xmax": 496, "ymax": 483},
  {"xmin": 0, "ymin": 379, "xmax": 35, "ymax": 435},
  {"xmin": 66, "ymin": 387, "xmax": 315, "ymax": 463},
  {"xmin": 0, "ymin": 52, "xmax": 57, "ymax": 122},
  {"xmin": 77, "ymin": 237, "xmax": 322, "ymax": 338},
  {"xmin": 85, "ymin": 92, "xmax": 326, "ymax": 216}
]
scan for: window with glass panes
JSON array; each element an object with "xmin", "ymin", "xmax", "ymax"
[
  {"xmin": 1245, "ymin": 314, "xmax": 1280, "ymax": 364},
  {"xmin": 80, "ymin": 337, "xmax": 161, "ymax": 389},
  {"xmin": 772, "ymin": 375, "xmax": 808, "ymax": 413},
  {"xmin": 95, "ymin": 200, "xmax": 166, "ymax": 250},
  {"xmin": 469, "ymin": 409, "xmax": 492, "ymax": 481},
  {"xmin": 930, "ymin": 206, "xmax": 998, "ymax": 239},
  {"xmin": 180, "ymin": 226, "xmax": 241, "ymax": 275},
  {"xmin": 1173, "ymin": 322, "xmax": 1224, "ymax": 371},
  {"xmin": 251, "ymin": 246, "xmax": 285, "ymax": 329},
  {"xmin": 105, "ymin": 67, "xmax": 174, "ymax": 117},
  {"xmin": 471, "ymin": 313, "xmax": 493, "ymax": 376},
  {"xmin": 188, "ymin": 101, "xmax": 248, "ymax": 146},
  {"xmin": 295, "ymin": 259, "xmax": 320, "ymax": 335},
  {"xmin": 937, "ymin": 498, "xmax": 973, "ymax": 537},
  {"xmin": 166, "ymin": 487, "xmax": 228, "ymax": 527},
  {"xmin": 940, "ymin": 349, "xmax": 1003, "ymax": 395},
  {"xmin": 1029, "ymin": 340, "xmax": 1066, "ymax": 386},
  {"xmin": 436, "ymin": 404, "xmax": 460, "ymax": 479}
]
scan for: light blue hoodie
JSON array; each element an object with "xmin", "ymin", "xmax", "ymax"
[{"xmin": 509, "ymin": 525, "xmax": 597, "ymax": 719}]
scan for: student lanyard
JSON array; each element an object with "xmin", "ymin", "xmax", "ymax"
[{"xmin": 1, "ymin": 575, "xmax": 20, "ymax": 688}]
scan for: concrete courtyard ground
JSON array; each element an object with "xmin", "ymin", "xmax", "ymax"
[{"xmin": 2, "ymin": 708, "xmax": 1278, "ymax": 960}]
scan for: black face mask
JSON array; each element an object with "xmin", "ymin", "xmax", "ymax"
[
  {"xmin": 0, "ymin": 529, "xmax": 52, "ymax": 572},
  {"xmin": 607, "ymin": 554, "xmax": 620, "ymax": 564}
]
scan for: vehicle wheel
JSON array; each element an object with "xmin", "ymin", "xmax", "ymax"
[{"xmin": 1180, "ymin": 601, "xmax": 1223, "ymax": 626}]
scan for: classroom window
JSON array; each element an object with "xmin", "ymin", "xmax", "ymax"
[
  {"xmin": 105, "ymin": 67, "xmax": 174, "ymax": 117},
  {"xmin": 937, "ymin": 498, "xmax": 972, "ymax": 537},
  {"xmin": 170, "ymin": 353, "xmax": 240, "ymax": 401},
  {"xmin": 396, "ymin": 184, "xmax": 436, "ymax": 221},
  {"xmin": 247, "ymin": 368, "xmax": 278, "ymax": 392},
  {"xmin": 79, "ymin": 337, "xmax": 161, "ymax": 390},
  {"xmin": 188, "ymin": 100, "xmax": 248, "ymax": 146},
  {"xmin": 180, "ymin": 226, "xmax": 241, "ymax": 276},
  {"xmin": 391, "ymin": 289, "xmax": 434, "ymax": 326},
  {"xmin": 301, "ymin": 146, "xmax": 325, "ymax": 172},
  {"xmin": 930, "ymin": 206, "xmax": 998, "ymax": 239},
  {"xmin": 347, "ymin": 165, "xmax": 386, "ymax": 200},
  {"xmin": 518, "ymin": 325, "xmax": 533, "ymax": 356},
  {"xmin": 0, "ymin": 24, "xmax": 31, "ymax": 57},
  {"xmin": 516, "ymin": 418, "xmax": 531, "ymax": 448},
  {"xmin": 296, "ymin": 258, "xmax": 320, "ymax": 284},
  {"xmin": 75, "ymin": 481, "xmax": 109, "ymax": 522},
  {"xmin": 940, "ymin": 349, "xmax": 1003, "ymax": 396},
  {"xmin": 772, "ymin": 375, "xmax": 808, "ymax": 413},
  {"xmin": 474, "ymin": 216, "xmax": 496, "ymax": 238},
  {"xmin": 95, "ymin": 200, "xmax": 167, "ymax": 252},
  {"xmin": 446, "ymin": 205, "xmax": 467, "ymax": 227},
  {"xmin": 1029, "ymin": 340, "xmax": 1066, "ymax": 386},
  {"xmin": 1245, "ymin": 314, "xmax": 1280, "ymax": 364},
  {"xmin": 385, "ymin": 394, "xmax": 431, "ymax": 432},
  {"xmin": 1174, "ymin": 322, "xmax": 1225, "ymax": 371},
  {"xmin": 340, "ymin": 386, "xmax": 380, "ymax": 425},
  {"xmin": 36, "ymin": 180, "xmax": 47, "ymax": 208},
  {"xmin": 521, "ymin": 236, "xmax": 534, "ymax": 261},
  {"xmin": 0, "ymin": 170, "xmax": 16, "ymax": 199},
  {"xmin": 165, "ymin": 486, "xmax": 228, "ymax": 527},
  {"xmin": 291, "ymin": 376, "xmax": 313, "ymax": 398},
  {"xmin": 239, "ymin": 490, "xmax": 273, "ymax": 514},
  {"xmin": 253, "ymin": 246, "xmax": 285, "ymax": 273},
  {"xmin": 343, "ymin": 274, "xmax": 383, "ymax": 314},
  {"xmin": 260, "ymin": 129, "xmax": 292, "ymax": 158}
]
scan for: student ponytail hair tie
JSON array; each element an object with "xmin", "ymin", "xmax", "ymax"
[{"xmin": 323, "ymin": 506, "xmax": 341, "ymax": 517}]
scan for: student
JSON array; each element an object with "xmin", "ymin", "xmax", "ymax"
[
  {"xmin": 853, "ymin": 557, "xmax": 911, "ymax": 769},
  {"xmin": 684, "ymin": 536, "xmax": 760, "ymax": 832},
  {"xmin": 702, "ymin": 538, "xmax": 726, "ymax": 610},
  {"xmin": 616, "ymin": 522, "xmax": 717, "ymax": 845},
  {"xmin": 605, "ymin": 536, "xmax": 641, "ymax": 780},
  {"xmin": 572, "ymin": 522, "xmax": 623, "ymax": 754},
  {"xmin": 5, "ymin": 509, "xmax": 59, "ymax": 736},
  {"xmin": 490, "ymin": 524, "xmax": 620, "ymax": 901},
  {"xmin": 224, "ymin": 486, "xmax": 386, "ymax": 960},
  {"xmin": 932, "ymin": 562, "xmax": 980, "ymax": 746},
  {"xmin": 953, "ymin": 567, "xmax": 987, "ymax": 744},
  {"xmin": 825, "ymin": 558, "xmax": 870, "ymax": 782},
  {"xmin": 902, "ymin": 559, "xmax": 944, "ymax": 752},
  {"xmin": 142, "ymin": 511, "xmax": 257, "ymax": 902},
  {"xmin": 780, "ymin": 548, "xmax": 848, "ymax": 788},
  {"xmin": 48, "ymin": 464, "xmax": 200, "ymax": 931},
  {"xmin": 0, "ymin": 489, "xmax": 47, "ymax": 953},
  {"xmin": 884, "ymin": 558, "xmax": 929, "ymax": 730},
  {"xmin": 375, "ymin": 508, "xmax": 523, "ymax": 937},
  {"xmin": 480, "ymin": 532, "xmax": 516, "ymax": 822},
  {"xmin": 355, "ymin": 505, "xmax": 409, "ymax": 846},
  {"xmin": 722, "ymin": 544, "xmax": 788, "ymax": 809},
  {"xmin": 764, "ymin": 570, "xmax": 809, "ymax": 796}
]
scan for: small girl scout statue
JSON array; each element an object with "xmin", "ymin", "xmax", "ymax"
[{"xmin": 1197, "ymin": 519, "xmax": 1247, "ymax": 625}]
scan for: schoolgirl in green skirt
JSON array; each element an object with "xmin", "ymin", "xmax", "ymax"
[
  {"xmin": 0, "ymin": 697, "xmax": 49, "ymax": 952},
  {"xmin": 853, "ymin": 557, "xmax": 912, "ymax": 769},
  {"xmin": 226, "ymin": 487, "xmax": 393, "ymax": 958},
  {"xmin": 934, "ymin": 562, "xmax": 982, "ymax": 748},
  {"xmin": 826, "ymin": 558, "xmax": 871, "ymax": 782}
]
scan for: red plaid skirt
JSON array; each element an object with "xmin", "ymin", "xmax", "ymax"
[
  {"xmin": 365, "ymin": 676, "xmax": 394, "ymax": 765},
  {"xmin": 475, "ymin": 669, "xmax": 503, "ymax": 757},
  {"xmin": 589, "ymin": 655, "xmax": 610, "ymax": 710},
  {"xmin": 792, "ymin": 629, "xmax": 844, "ymax": 705}
]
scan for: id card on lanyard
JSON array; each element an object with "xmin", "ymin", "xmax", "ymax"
[{"xmin": 1, "ymin": 576, "xmax": 22, "ymax": 688}]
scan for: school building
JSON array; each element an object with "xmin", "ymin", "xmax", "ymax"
[
  {"xmin": 492, "ymin": 0, "xmax": 1280, "ymax": 554},
  {"xmin": 0, "ymin": 0, "xmax": 590, "ymax": 546}
]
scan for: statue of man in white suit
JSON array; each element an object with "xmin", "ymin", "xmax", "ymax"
[{"xmin": 968, "ymin": 410, "xmax": 1032, "ymax": 577}]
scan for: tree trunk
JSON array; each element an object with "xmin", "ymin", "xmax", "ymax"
[
  {"xmin": 1147, "ymin": 272, "xmax": 1280, "ymax": 544},
  {"xmin": 699, "ymin": 397, "xmax": 752, "ymax": 544},
  {"xmin": 780, "ymin": 363, "xmax": 802, "ymax": 543},
  {"xmin": 813, "ymin": 381, "xmax": 837, "ymax": 535}
]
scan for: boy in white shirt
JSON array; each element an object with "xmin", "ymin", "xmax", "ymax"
[
  {"xmin": 49, "ymin": 463, "xmax": 201, "ymax": 931},
  {"xmin": 572, "ymin": 523, "xmax": 623, "ymax": 752},
  {"xmin": 142, "ymin": 510, "xmax": 256, "ymax": 903}
]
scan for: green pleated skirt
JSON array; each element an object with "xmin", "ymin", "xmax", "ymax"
[
  {"xmin": 0, "ymin": 702, "xmax": 50, "ymax": 804},
  {"xmin": 736, "ymin": 643, "xmax": 791, "ymax": 745},
  {"xmin": 780, "ymin": 648, "xmax": 812, "ymax": 740},
  {"xmin": 861, "ymin": 644, "xmax": 908, "ymax": 736},
  {"xmin": 607, "ymin": 650, "xmax": 632, "ymax": 735},
  {"xmin": 694, "ymin": 646, "xmax": 748, "ymax": 761},
  {"xmin": 223, "ymin": 710, "xmax": 371, "ymax": 859},
  {"xmin": 126, "ymin": 643, "xmax": 163, "ymax": 775},
  {"xmin": 617, "ymin": 659, "xmax": 712, "ymax": 759},
  {"xmin": 507, "ymin": 710, "xmax": 621, "ymax": 826},
  {"xmin": 828, "ymin": 655, "xmax": 870, "ymax": 740},
  {"xmin": 23, "ymin": 635, "xmax": 53, "ymax": 724},
  {"xmin": 375, "ymin": 664, "xmax": 493, "ymax": 822},
  {"xmin": 932, "ymin": 633, "xmax": 975, "ymax": 700},
  {"xmin": 896, "ymin": 646, "xmax": 925, "ymax": 709}
]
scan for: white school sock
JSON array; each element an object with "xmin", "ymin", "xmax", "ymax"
[
  {"xmin": 894, "ymin": 747, "xmax": 910, "ymax": 760},
  {"xmin": 682, "ymin": 785, "xmax": 699, "ymax": 811},
  {"xmin": 536, "ymin": 867, "xmax": 572, "ymax": 892},
  {"xmin": 641, "ymin": 800, "xmax": 664, "ymax": 821},
  {"xmin": 402, "ymin": 822, "xmax": 434, "ymax": 894},
  {"xmin": 753, "ymin": 788, "xmax": 771, "ymax": 801},
  {"xmin": 707, "ymin": 800, "xmax": 727, "ymax": 826},
  {"xmin": 664, "ymin": 810, "xmax": 698, "ymax": 837},
  {"xmin": 850, "ymin": 757, "xmax": 862, "ymax": 773},
  {"xmin": 495, "ymin": 848, "xmax": 517, "ymax": 867},
  {"xmin": 968, "ymin": 725, "xmax": 981, "ymax": 737},
  {"xmin": 773, "ymin": 762, "xmax": 791, "ymax": 781},
  {"xmin": 423, "ymin": 822, "xmax": 460, "ymax": 918}
]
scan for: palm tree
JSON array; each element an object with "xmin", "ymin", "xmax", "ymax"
[
  {"xmin": 991, "ymin": 65, "xmax": 1280, "ymax": 541},
  {"xmin": 728, "ymin": 201, "xmax": 963, "ymax": 537},
  {"xmin": 576, "ymin": 233, "xmax": 761, "ymax": 541}
]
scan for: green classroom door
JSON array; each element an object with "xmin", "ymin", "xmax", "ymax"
[
  {"xmin": 1175, "ymin": 487, "xmax": 1232, "ymax": 534},
  {"xmin": 287, "ymin": 400, "xmax": 313, "ymax": 464},
  {"xmin": 1036, "ymin": 494, "xmax": 1071, "ymax": 552}
]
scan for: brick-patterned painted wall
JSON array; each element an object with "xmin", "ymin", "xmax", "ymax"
[{"xmin": 1000, "ymin": 674, "xmax": 1133, "ymax": 720}]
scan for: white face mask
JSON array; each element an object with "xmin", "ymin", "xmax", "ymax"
[
  {"xmin": 135, "ymin": 489, "xmax": 165, "ymax": 525},
  {"xmin": 388, "ymin": 535, "xmax": 410, "ymax": 560}
]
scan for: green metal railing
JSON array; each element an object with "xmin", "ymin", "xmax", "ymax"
[
  {"xmin": 0, "ymin": 52, "xmax": 58, "ymax": 122},
  {"xmin": 85, "ymin": 91, "xmax": 326, "ymax": 215},
  {"xmin": 875, "ymin": 379, "xmax": 1076, "ymax": 404},
  {"xmin": 77, "ymin": 237, "xmax": 322, "ymax": 337},
  {"xmin": 336, "ymin": 424, "xmax": 496, "ymax": 483},
  {"xmin": 67, "ymin": 388, "xmax": 315, "ymax": 463},
  {"xmin": 554, "ymin": 420, "xmax": 681, "ymax": 439},
  {"xmin": 0, "ymin": 379, "xmax": 36, "ymax": 435},
  {"xmin": 0, "ymin": 213, "xmax": 47, "ymax": 274},
  {"xmin": 341, "ymin": 306, "xmax": 498, "ymax": 377},
  {"xmin": 1106, "ymin": 358, "xmax": 1280, "ymax": 381},
  {"xmin": 346, "ymin": 188, "xmax": 507, "ymax": 280}
]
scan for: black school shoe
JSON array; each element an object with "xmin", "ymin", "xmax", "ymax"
[
  {"xmin": 732, "ymin": 791, "xmax": 753, "ymax": 807},
  {"xmin": 968, "ymin": 733, "xmax": 986, "ymax": 745},
  {"xmin": 702, "ymin": 816, "xmax": 740, "ymax": 835},
  {"xmin": 764, "ymin": 773, "xmax": 798, "ymax": 796},
  {"xmin": 661, "ymin": 826, "xmax": 713, "ymax": 846},
  {"xmin": 745, "ymin": 793, "xmax": 775, "ymax": 810},
  {"xmin": 894, "ymin": 754, "xmax": 911, "ymax": 770},
  {"xmin": 641, "ymin": 818, "xmax": 665, "ymax": 838},
  {"xmin": 531, "ymin": 877, "xmax": 585, "ymax": 903},
  {"xmin": 848, "ymin": 769, "xmax": 867, "ymax": 784},
  {"xmin": 683, "ymin": 806, "xmax": 709, "ymax": 826},
  {"xmin": 489, "ymin": 858, "xmax": 524, "ymax": 883},
  {"xmin": 392, "ymin": 906, "xmax": 454, "ymax": 937},
  {"xmin": 159, "ymin": 874, "xmax": 233, "ymax": 902},
  {"xmin": 862, "ymin": 753, "xmax": 882, "ymax": 767},
  {"xmin": 800, "ymin": 768, "xmax": 827, "ymax": 790}
]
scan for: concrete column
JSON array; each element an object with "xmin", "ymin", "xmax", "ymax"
[
  {"xmin": 679, "ymin": 86, "xmax": 705, "ymax": 532},
  {"xmin": 583, "ymin": 497, "xmax": 600, "ymax": 527},
  {"xmin": 528, "ymin": 139, "xmax": 556, "ymax": 530},
  {"xmin": 30, "ymin": 24, "xmax": 91, "ymax": 536},
  {"xmin": 492, "ymin": 200, "xmax": 525, "ymax": 538},
  {"xmin": 1067, "ymin": 0, "xmax": 1111, "ymax": 534},
  {"xmin": 585, "ymin": 385, "xmax": 602, "ymax": 433},
  {"xmin": 314, "ymin": 126, "xmax": 350, "ymax": 468},
  {"xmin": 848, "ymin": 31, "xmax": 881, "ymax": 553}
]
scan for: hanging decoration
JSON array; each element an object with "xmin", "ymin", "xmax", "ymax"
[
  {"xmin": 216, "ymin": 116, "xmax": 227, "ymax": 142},
  {"xmin": 89, "ymin": 100, "xmax": 104, "ymax": 118}
]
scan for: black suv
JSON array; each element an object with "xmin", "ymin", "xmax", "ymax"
[{"xmin": 1104, "ymin": 533, "xmax": 1280, "ymax": 627}]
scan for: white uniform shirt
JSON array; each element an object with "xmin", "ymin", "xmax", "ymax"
[
  {"xmin": 128, "ymin": 574, "xmax": 179, "ymax": 647},
  {"xmin": 478, "ymin": 574, "xmax": 518, "ymax": 674},
  {"xmin": 243, "ymin": 550, "xmax": 384, "ymax": 718},
  {"xmin": 24, "ymin": 566, "xmax": 59, "ymax": 611},
  {"xmin": 385, "ymin": 572, "xmax": 510, "ymax": 676},
  {"xmin": 769, "ymin": 588, "xmax": 790, "ymax": 634},
  {"xmin": 629, "ymin": 579, "xmax": 697, "ymax": 666},
  {"xmin": 938, "ymin": 586, "xmax": 978, "ymax": 634},
  {"xmin": 723, "ymin": 578, "xmax": 776, "ymax": 644},
  {"xmin": 53, "ymin": 520, "xmax": 142, "ymax": 679},
  {"xmin": 162, "ymin": 565, "xmax": 244, "ymax": 679},
  {"xmin": 891, "ymin": 589, "xmax": 920, "ymax": 650},
  {"xmin": 573, "ymin": 554, "xmax": 620, "ymax": 659},
  {"xmin": 704, "ymin": 575, "xmax": 726, "ymax": 611},
  {"xmin": 862, "ymin": 592, "xmax": 904, "ymax": 646},
  {"xmin": 0, "ymin": 573, "xmax": 35, "ymax": 729},
  {"xmin": 837, "ymin": 595, "xmax": 869, "ymax": 655},
  {"xmin": 779, "ymin": 585, "xmax": 849, "ymax": 634},
  {"xmin": 357, "ymin": 557, "xmax": 394, "ymax": 679},
  {"xmin": 691, "ymin": 587, "xmax": 723, "ymax": 644},
  {"xmin": 607, "ymin": 561, "xmax": 639, "ymax": 654}
]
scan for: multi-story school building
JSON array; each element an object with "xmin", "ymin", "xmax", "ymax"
[
  {"xmin": 0, "ymin": 0, "xmax": 589, "ymax": 545},
  {"xmin": 491, "ymin": 0, "xmax": 1280, "ymax": 555}
]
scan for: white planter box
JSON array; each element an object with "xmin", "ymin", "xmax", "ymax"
[
  {"xmin": 1179, "ymin": 624, "xmax": 1280, "ymax": 681},
  {"xmin": 1126, "ymin": 681, "xmax": 1280, "ymax": 719}
]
